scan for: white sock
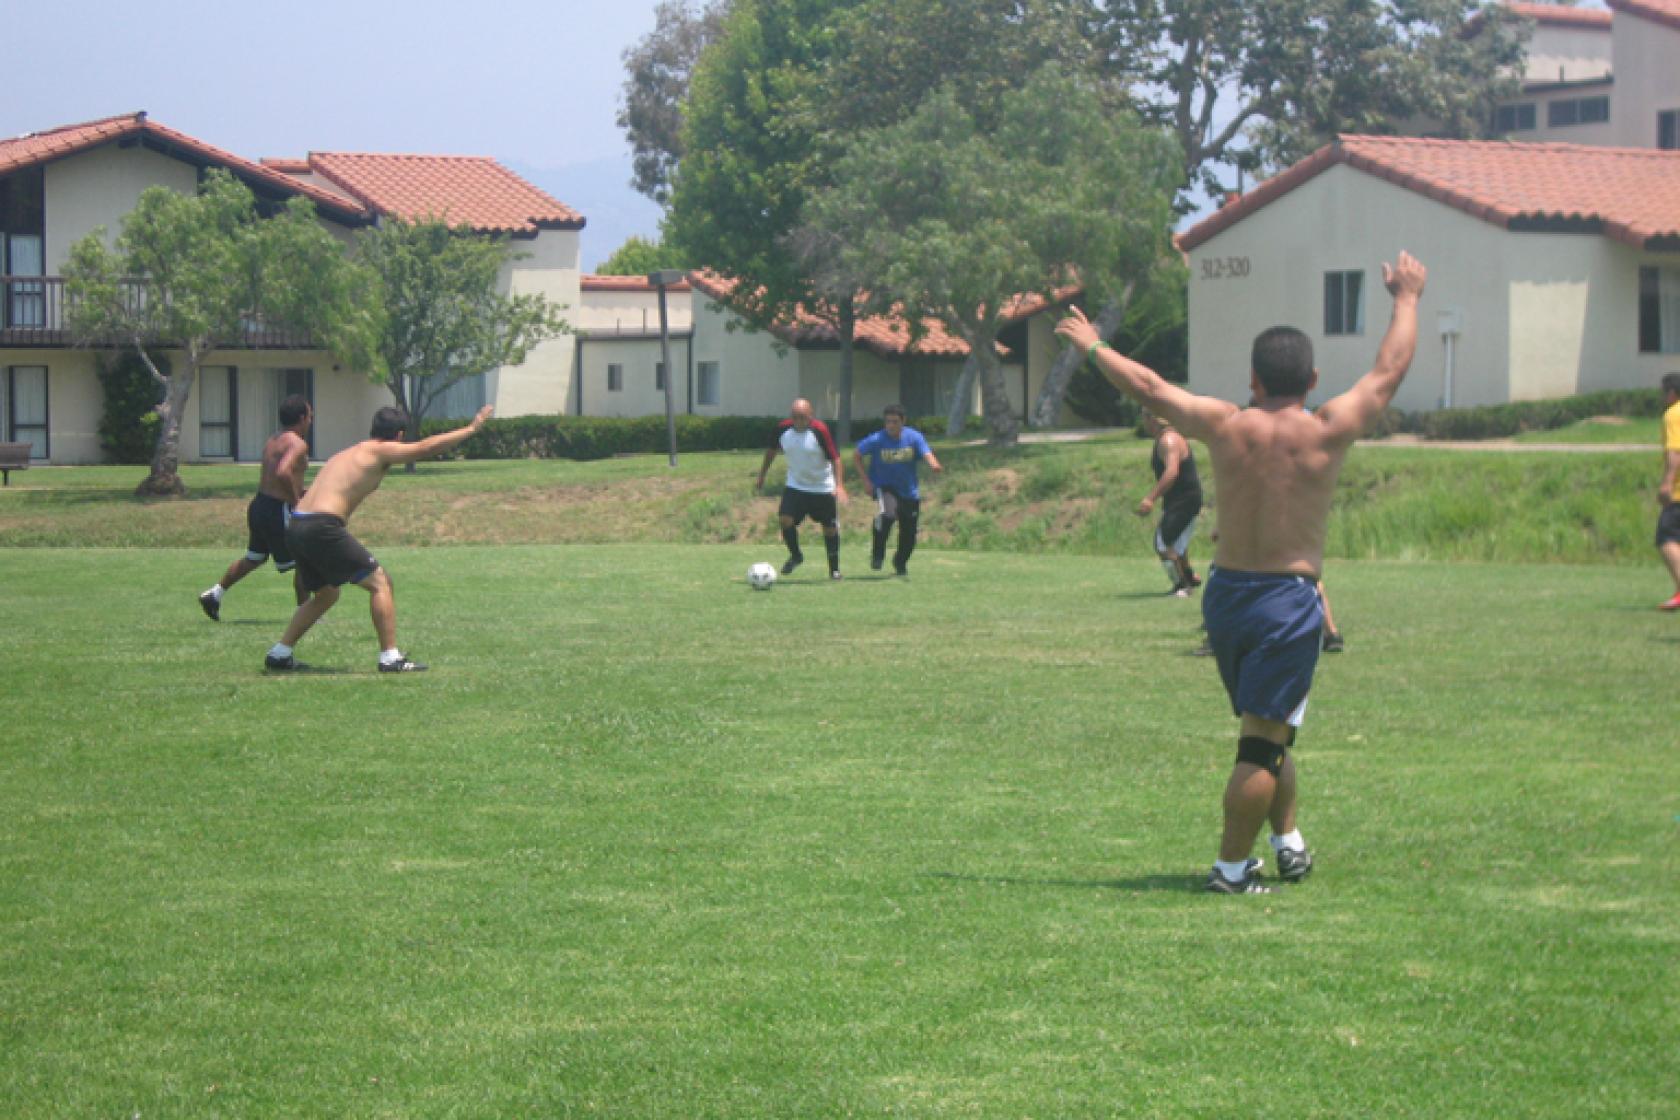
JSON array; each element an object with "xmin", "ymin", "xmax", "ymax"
[
  {"xmin": 269, "ymin": 643, "xmax": 293, "ymax": 659},
  {"xmin": 206, "ymin": 584, "xmax": 225, "ymax": 600},
  {"xmin": 1270, "ymin": 830, "xmax": 1305, "ymax": 853},
  {"xmin": 379, "ymin": 648, "xmax": 403, "ymax": 665},
  {"xmin": 1214, "ymin": 858, "xmax": 1252, "ymax": 882}
]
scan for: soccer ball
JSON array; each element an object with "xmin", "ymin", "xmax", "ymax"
[{"xmin": 747, "ymin": 562, "xmax": 778, "ymax": 590}]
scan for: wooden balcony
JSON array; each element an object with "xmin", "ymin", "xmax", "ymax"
[{"xmin": 0, "ymin": 276, "xmax": 318, "ymax": 350}]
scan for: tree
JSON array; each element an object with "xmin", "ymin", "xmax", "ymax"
[
  {"xmin": 666, "ymin": 0, "xmax": 867, "ymax": 438},
  {"xmin": 1093, "ymin": 0, "xmax": 1528, "ymax": 196},
  {"xmin": 803, "ymin": 65, "xmax": 1180, "ymax": 447},
  {"xmin": 596, "ymin": 235, "xmax": 686, "ymax": 276},
  {"xmin": 64, "ymin": 170, "xmax": 382, "ymax": 496},
  {"xmin": 619, "ymin": 0, "xmax": 732, "ymax": 204},
  {"xmin": 353, "ymin": 217, "xmax": 570, "ymax": 462}
]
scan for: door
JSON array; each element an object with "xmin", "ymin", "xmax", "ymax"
[{"xmin": 8, "ymin": 366, "xmax": 48, "ymax": 459}]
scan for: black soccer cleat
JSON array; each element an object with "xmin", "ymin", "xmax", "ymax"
[
  {"xmin": 199, "ymin": 591, "xmax": 221, "ymax": 621},
  {"xmin": 378, "ymin": 655, "xmax": 429, "ymax": 673},
  {"xmin": 1204, "ymin": 862, "xmax": 1273, "ymax": 894},
  {"xmin": 781, "ymin": 555, "xmax": 804, "ymax": 576},
  {"xmin": 264, "ymin": 652, "xmax": 303, "ymax": 672},
  {"xmin": 1322, "ymin": 629, "xmax": 1345, "ymax": 653},
  {"xmin": 1275, "ymin": 847, "xmax": 1314, "ymax": 882},
  {"xmin": 892, "ymin": 564, "xmax": 909, "ymax": 578},
  {"xmin": 870, "ymin": 554, "xmax": 885, "ymax": 571}
]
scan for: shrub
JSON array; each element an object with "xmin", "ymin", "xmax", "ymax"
[
  {"xmin": 418, "ymin": 412, "xmax": 983, "ymax": 460},
  {"xmin": 1414, "ymin": 388, "xmax": 1664, "ymax": 441},
  {"xmin": 95, "ymin": 349, "xmax": 168, "ymax": 464}
]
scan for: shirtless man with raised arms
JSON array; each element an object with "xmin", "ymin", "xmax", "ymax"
[
  {"xmin": 263, "ymin": 404, "xmax": 492, "ymax": 674},
  {"xmin": 1057, "ymin": 251, "xmax": 1426, "ymax": 894}
]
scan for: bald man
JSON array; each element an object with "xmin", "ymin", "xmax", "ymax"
[{"xmin": 755, "ymin": 398, "xmax": 848, "ymax": 580}]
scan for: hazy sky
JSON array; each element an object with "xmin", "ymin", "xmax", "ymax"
[{"xmin": 2, "ymin": 0, "xmax": 660, "ymax": 171}]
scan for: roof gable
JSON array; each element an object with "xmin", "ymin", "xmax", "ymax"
[
  {"xmin": 0, "ymin": 112, "xmax": 369, "ymax": 224},
  {"xmin": 1606, "ymin": 0, "xmax": 1680, "ymax": 32},
  {"xmin": 1508, "ymin": 2, "xmax": 1613, "ymax": 30},
  {"xmin": 1178, "ymin": 135, "xmax": 1680, "ymax": 252}
]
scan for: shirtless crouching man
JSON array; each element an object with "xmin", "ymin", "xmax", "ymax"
[
  {"xmin": 200, "ymin": 394, "xmax": 313, "ymax": 619},
  {"xmin": 1058, "ymin": 251, "xmax": 1426, "ymax": 894},
  {"xmin": 264, "ymin": 404, "xmax": 491, "ymax": 674}
]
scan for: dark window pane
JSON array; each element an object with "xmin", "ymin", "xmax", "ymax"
[{"xmin": 1639, "ymin": 267, "xmax": 1660, "ymax": 354}]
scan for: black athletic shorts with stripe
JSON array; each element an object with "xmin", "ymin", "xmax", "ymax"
[
  {"xmin": 779, "ymin": 486, "xmax": 839, "ymax": 527},
  {"xmin": 285, "ymin": 512, "xmax": 379, "ymax": 593},
  {"xmin": 245, "ymin": 493, "xmax": 296, "ymax": 571},
  {"xmin": 1658, "ymin": 502, "xmax": 1680, "ymax": 547}
]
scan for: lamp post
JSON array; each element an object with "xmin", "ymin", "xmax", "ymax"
[{"xmin": 648, "ymin": 269, "xmax": 686, "ymax": 468}]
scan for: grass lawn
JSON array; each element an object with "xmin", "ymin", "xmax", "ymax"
[
  {"xmin": 1511, "ymin": 416, "xmax": 1661, "ymax": 445},
  {"xmin": 1, "ymin": 542, "xmax": 1675, "ymax": 1117}
]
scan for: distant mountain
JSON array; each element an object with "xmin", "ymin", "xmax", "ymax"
[{"xmin": 509, "ymin": 155, "xmax": 665, "ymax": 272}]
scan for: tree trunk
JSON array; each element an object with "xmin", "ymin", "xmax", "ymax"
[
  {"xmin": 836, "ymin": 297, "xmax": 855, "ymax": 443},
  {"xmin": 945, "ymin": 352, "xmax": 980, "ymax": 440},
  {"xmin": 387, "ymin": 373, "xmax": 422, "ymax": 473},
  {"xmin": 136, "ymin": 353, "xmax": 196, "ymax": 497},
  {"xmin": 1029, "ymin": 294, "xmax": 1129, "ymax": 430},
  {"xmin": 974, "ymin": 331, "xmax": 1018, "ymax": 448}
]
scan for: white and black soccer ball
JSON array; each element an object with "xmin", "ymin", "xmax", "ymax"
[{"xmin": 747, "ymin": 562, "xmax": 778, "ymax": 590}]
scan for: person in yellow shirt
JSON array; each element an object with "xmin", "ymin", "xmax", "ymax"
[{"xmin": 1659, "ymin": 373, "xmax": 1680, "ymax": 611}]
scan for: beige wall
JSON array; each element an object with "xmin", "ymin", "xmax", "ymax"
[
  {"xmin": 577, "ymin": 287, "xmax": 692, "ymax": 333},
  {"xmin": 0, "ymin": 350, "xmax": 102, "ymax": 464},
  {"xmin": 42, "ymin": 145, "xmax": 200, "ymax": 270},
  {"xmin": 690, "ymin": 297, "xmax": 800, "ymax": 416},
  {"xmin": 494, "ymin": 229, "xmax": 581, "ymax": 418},
  {"xmin": 1611, "ymin": 13, "xmax": 1680, "ymax": 147},
  {"xmin": 1500, "ymin": 83, "xmax": 1616, "ymax": 145},
  {"xmin": 1187, "ymin": 162, "xmax": 1676, "ymax": 412},
  {"xmin": 1523, "ymin": 23, "xmax": 1613, "ymax": 84},
  {"xmin": 578, "ymin": 338, "xmax": 693, "ymax": 417}
]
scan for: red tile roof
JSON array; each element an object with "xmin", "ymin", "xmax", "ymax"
[
  {"xmin": 1507, "ymin": 2, "xmax": 1613, "ymax": 29},
  {"xmin": 1607, "ymin": 0, "xmax": 1680, "ymax": 32},
  {"xmin": 1177, "ymin": 135, "xmax": 1680, "ymax": 252},
  {"xmin": 0, "ymin": 112, "xmax": 369, "ymax": 223},
  {"xmin": 301, "ymin": 153, "xmax": 583, "ymax": 235},
  {"xmin": 689, "ymin": 271, "xmax": 1001, "ymax": 359},
  {"xmin": 582, "ymin": 274, "xmax": 691, "ymax": 293}
]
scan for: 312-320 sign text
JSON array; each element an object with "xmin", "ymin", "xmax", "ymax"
[{"xmin": 1200, "ymin": 257, "xmax": 1251, "ymax": 280}]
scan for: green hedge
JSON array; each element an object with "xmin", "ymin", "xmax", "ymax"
[
  {"xmin": 418, "ymin": 412, "xmax": 979, "ymax": 460},
  {"xmin": 1406, "ymin": 388, "xmax": 1666, "ymax": 441}
]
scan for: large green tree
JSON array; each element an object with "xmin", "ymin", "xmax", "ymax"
[
  {"xmin": 619, "ymin": 0, "xmax": 732, "ymax": 204},
  {"xmin": 64, "ymin": 170, "xmax": 382, "ymax": 496},
  {"xmin": 803, "ymin": 65, "xmax": 1180, "ymax": 447},
  {"xmin": 596, "ymin": 235, "xmax": 686, "ymax": 276},
  {"xmin": 352, "ymin": 218, "xmax": 570, "ymax": 459},
  {"xmin": 666, "ymin": 0, "xmax": 867, "ymax": 438}
]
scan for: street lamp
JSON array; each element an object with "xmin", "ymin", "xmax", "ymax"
[{"xmin": 648, "ymin": 269, "xmax": 687, "ymax": 468}]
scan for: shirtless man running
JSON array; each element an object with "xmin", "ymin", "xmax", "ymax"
[
  {"xmin": 264, "ymin": 404, "xmax": 491, "ymax": 674},
  {"xmin": 199, "ymin": 394, "xmax": 313, "ymax": 619},
  {"xmin": 1057, "ymin": 251, "xmax": 1426, "ymax": 894}
]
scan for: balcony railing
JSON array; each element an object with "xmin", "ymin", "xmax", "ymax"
[{"xmin": 0, "ymin": 276, "xmax": 318, "ymax": 349}]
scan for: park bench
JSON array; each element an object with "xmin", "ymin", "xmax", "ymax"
[{"xmin": 0, "ymin": 442, "xmax": 31, "ymax": 485}]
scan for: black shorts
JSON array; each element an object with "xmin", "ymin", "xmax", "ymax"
[
  {"xmin": 1158, "ymin": 498, "xmax": 1202, "ymax": 554},
  {"xmin": 285, "ymin": 513, "xmax": 379, "ymax": 593},
  {"xmin": 245, "ymin": 493, "xmax": 295, "ymax": 571},
  {"xmin": 1659, "ymin": 503, "xmax": 1680, "ymax": 547},
  {"xmin": 779, "ymin": 486, "xmax": 838, "ymax": 527}
]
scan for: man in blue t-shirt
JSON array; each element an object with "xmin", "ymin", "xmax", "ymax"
[{"xmin": 853, "ymin": 404, "xmax": 942, "ymax": 576}]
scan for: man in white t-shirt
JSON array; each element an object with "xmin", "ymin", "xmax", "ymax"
[{"xmin": 755, "ymin": 398, "xmax": 849, "ymax": 579}]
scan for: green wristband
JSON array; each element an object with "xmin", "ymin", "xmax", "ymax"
[{"xmin": 1086, "ymin": 340, "xmax": 1110, "ymax": 360}]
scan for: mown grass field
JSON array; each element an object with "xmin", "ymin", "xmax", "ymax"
[{"xmin": 2, "ymin": 445, "xmax": 1676, "ymax": 1117}]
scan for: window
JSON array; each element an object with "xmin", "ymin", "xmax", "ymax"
[
  {"xmin": 1548, "ymin": 95, "xmax": 1609, "ymax": 128},
  {"xmin": 607, "ymin": 363, "xmax": 623, "ymax": 392},
  {"xmin": 655, "ymin": 361, "xmax": 667, "ymax": 392},
  {"xmin": 1324, "ymin": 271, "xmax": 1364, "ymax": 336},
  {"xmin": 1640, "ymin": 266, "xmax": 1680, "ymax": 354},
  {"xmin": 7, "ymin": 366, "xmax": 48, "ymax": 460},
  {"xmin": 1495, "ymin": 103, "xmax": 1536, "ymax": 132},
  {"xmin": 199, "ymin": 367, "xmax": 237, "ymax": 459},
  {"xmin": 697, "ymin": 361, "xmax": 721, "ymax": 406},
  {"xmin": 1660, "ymin": 109, "xmax": 1679, "ymax": 151}
]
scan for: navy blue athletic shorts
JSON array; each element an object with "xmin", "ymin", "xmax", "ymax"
[{"xmin": 1202, "ymin": 568, "xmax": 1324, "ymax": 723}]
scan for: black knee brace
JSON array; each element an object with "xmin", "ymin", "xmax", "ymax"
[{"xmin": 1236, "ymin": 736, "xmax": 1285, "ymax": 777}]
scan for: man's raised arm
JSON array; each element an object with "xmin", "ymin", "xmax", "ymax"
[
  {"xmin": 1053, "ymin": 307, "xmax": 1236, "ymax": 443},
  {"xmin": 378, "ymin": 406, "xmax": 493, "ymax": 465},
  {"xmin": 1318, "ymin": 252, "xmax": 1427, "ymax": 444}
]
